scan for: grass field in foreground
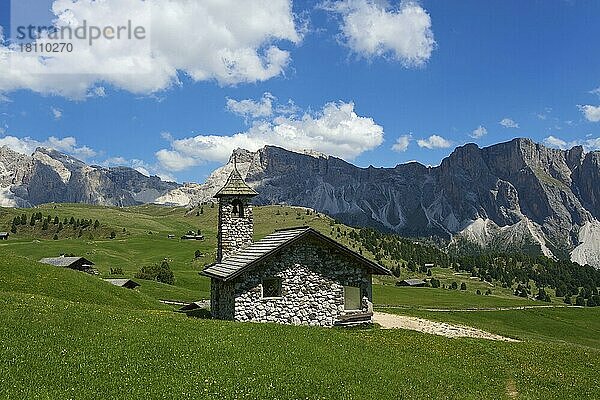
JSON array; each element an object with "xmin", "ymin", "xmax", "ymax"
[
  {"xmin": 1, "ymin": 292, "xmax": 598, "ymax": 400},
  {"xmin": 1, "ymin": 205, "xmax": 598, "ymax": 398}
]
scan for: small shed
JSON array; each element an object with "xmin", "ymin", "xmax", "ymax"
[
  {"xmin": 0, "ymin": 232, "xmax": 9, "ymax": 240},
  {"xmin": 424, "ymin": 263, "xmax": 434, "ymax": 268},
  {"xmin": 104, "ymin": 279, "xmax": 140, "ymax": 289},
  {"xmin": 167, "ymin": 234, "xmax": 176, "ymax": 239},
  {"xmin": 396, "ymin": 279, "xmax": 427, "ymax": 287},
  {"xmin": 39, "ymin": 256, "xmax": 97, "ymax": 275}
]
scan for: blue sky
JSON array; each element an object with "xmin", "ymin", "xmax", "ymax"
[{"xmin": 1, "ymin": 0, "xmax": 599, "ymax": 182}]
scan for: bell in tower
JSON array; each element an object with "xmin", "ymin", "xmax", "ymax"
[{"xmin": 214, "ymin": 159, "xmax": 258, "ymax": 262}]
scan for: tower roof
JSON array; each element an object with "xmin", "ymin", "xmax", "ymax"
[{"xmin": 214, "ymin": 166, "xmax": 258, "ymax": 198}]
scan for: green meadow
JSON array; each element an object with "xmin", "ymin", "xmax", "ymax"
[
  {"xmin": 385, "ymin": 305, "xmax": 600, "ymax": 349},
  {"xmin": 1, "ymin": 204, "xmax": 598, "ymax": 399}
]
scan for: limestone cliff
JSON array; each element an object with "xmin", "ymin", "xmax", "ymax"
[
  {"xmin": 168, "ymin": 139, "xmax": 600, "ymax": 267},
  {"xmin": 0, "ymin": 146, "xmax": 177, "ymax": 207}
]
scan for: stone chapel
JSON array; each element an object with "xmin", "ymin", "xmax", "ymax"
[{"xmin": 202, "ymin": 165, "xmax": 391, "ymax": 326}]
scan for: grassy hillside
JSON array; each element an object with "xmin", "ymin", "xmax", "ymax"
[
  {"xmin": 1, "ymin": 204, "xmax": 598, "ymax": 398},
  {"xmin": 1, "ymin": 204, "xmax": 336, "ymax": 302},
  {"xmin": 1, "ymin": 204, "xmax": 546, "ymax": 308},
  {"xmin": 0, "ymin": 252, "xmax": 165, "ymax": 310},
  {"xmin": 1, "ymin": 291, "xmax": 598, "ymax": 399}
]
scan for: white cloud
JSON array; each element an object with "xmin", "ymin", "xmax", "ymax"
[
  {"xmin": 590, "ymin": 87, "xmax": 600, "ymax": 97},
  {"xmin": 544, "ymin": 135, "xmax": 600, "ymax": 152},
  {"xmin": 579, "ymin": 105, "xmax": 600, "ymax": 122},
  {"xmin": 584, "ymin": 138, "xmax": 600, "ymax": 150},
  {"xmin": 226, "ymin": 92, "xmax": 275, "ymax": 120},
  {"xmin": 324, "ymin": 0, "xmax": 435, "ymax": 66},
  {"xmin": 417, "ymin": 134, "xmax": 452, "ymax": 149},
  {"xmin": 0, "ymin": 0, "xmax": 301, "ymax": 99},
  {"xmin": 90, "ymin": 86, "xmax": 106, "ymax": 98},
  {"xmin": 499, "ymin": 118, "xmax": 519, "ymax": 128},
  {"xmin": 0, "ymin": 135, "xmax": 97, "ymax": 160},
  {"xmin": 101, "ymin": 156, "xmax": 175, "ymax": 182},
  {"xmin": 51, "ymin": 107, "xmax": 63, "ymax": 120},
  {"xmin": 156, "ymin": 100, "xmax": 384, "ymax": 171},
  {"xmin": 535, "ymin": 107, "xmax": 552, "ymax": 120},
  {"xmin": 160, "ymin": 132, "xmax": 173, "ymax": 142},
  {"xmin": 544, "ymin": 135, "xmax": 570, "ymax": 149},
  {"xmin": 470, "ymin": 125, "xmax": 487, "ymax": 139},
  {"xmin": 392, "ymin": 134, "xmax": 411, "ymax": 152},
  {"xmin": 102, "ymin": 156, "xmax": 129, "ymax": 166}
]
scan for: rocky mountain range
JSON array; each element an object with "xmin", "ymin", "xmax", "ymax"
[
  {"xmin": 0, "ymin": 146, "xmax": 177, "ymax": 208},
  {"xmin": 156, "ymin": 138, "xmax": 600, "ymax": 267},
  {"xmin": 2, "ymin": 138, "xmax": 600, "ymax": 267}
]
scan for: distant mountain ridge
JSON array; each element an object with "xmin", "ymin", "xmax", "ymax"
[
  {"xmin": 3, "ymin": 138, "xmax": 600, "ymax": 267},
  {"xmin": 0, "ymin": 146, "xmax": 178, "ymax": 207},
  {"xmin": 156, "ymin": 138, "xmax": 600, "ymax": 267}
]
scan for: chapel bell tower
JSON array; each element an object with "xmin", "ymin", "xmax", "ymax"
[{"xmin": 214, "ymin": 160, "xmax": 258, "ymax": 262}]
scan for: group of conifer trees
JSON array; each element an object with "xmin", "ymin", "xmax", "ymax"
[
  {"xmin": 349, "ymin": 227, "xmax": 600, "ymax": 305},
  {"xmin": 10, "ymin": 212, "xmax": 101, "ymax": 239}
]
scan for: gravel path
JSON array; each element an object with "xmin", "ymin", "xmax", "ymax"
[{"xmin": 374, "ymin": 312, "xmax": 519, "ymax": 342}]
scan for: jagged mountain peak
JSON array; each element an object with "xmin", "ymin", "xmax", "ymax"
[
  {"xmin": 157, "ymin": 139, "xmax": 600, "ymax": 267},
  {"xmin": 3, "ymin": 139, "xmax": 600, "ymax": 267},
  {"xmin": 0, "ymin": 146, "xmax": 178, "ymax": 207}
]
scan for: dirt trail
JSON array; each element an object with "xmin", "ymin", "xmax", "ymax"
[{"xmin": 374, "ymin": 312, "xmax": 519, "ymax": 342}]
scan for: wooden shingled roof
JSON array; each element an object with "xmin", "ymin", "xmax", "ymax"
[
  {"xmin": 214, "ymin": 167, "xmax": 258, "ymax": 198},
  {"xmin": 202, "ymin": 226, "xmax": 392, "ymax": 281},
  {"xmin": 104, "ymin": 279, "xmax": 141, "ymax": 289},
  {"xmin": 39, "ymin": 256, "xmax": 94, "ymax": 267}
]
